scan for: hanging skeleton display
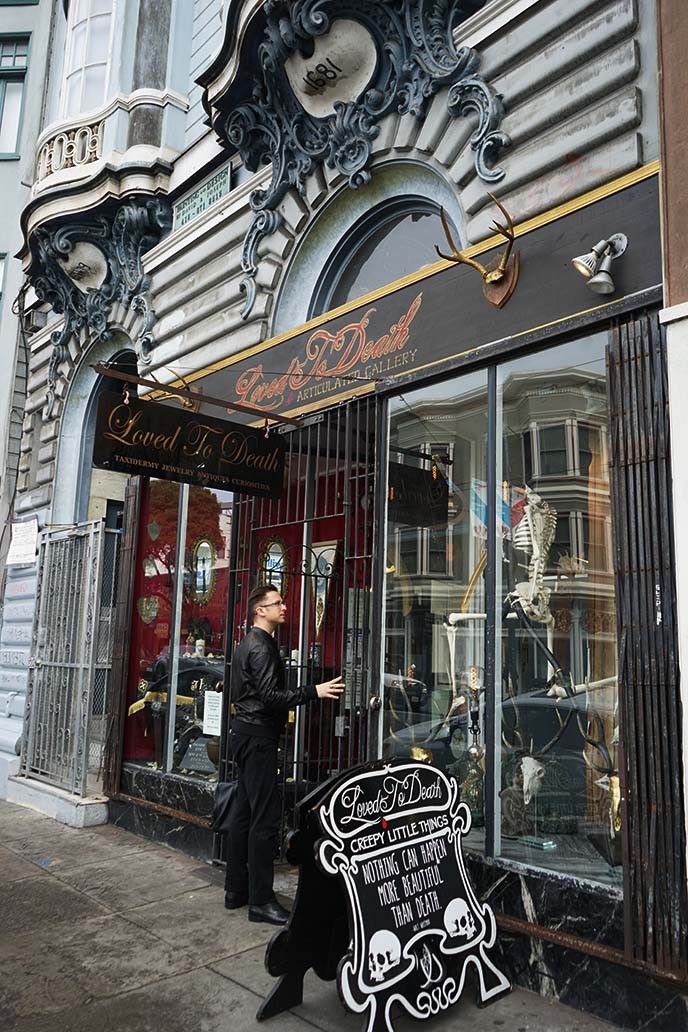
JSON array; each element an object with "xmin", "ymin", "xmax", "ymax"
[
  {"xmin": 500, "ymin": 487, "xmax": 621, "ymax": 840},
  {"xmin": 507, "ymin": 487, "xmax": 557, "ymax": 642},
  {"xmin": 387, "ymin": 475, "xmax": 620, "ymax": 846}
]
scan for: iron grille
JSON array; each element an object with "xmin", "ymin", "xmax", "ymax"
[
  {"xmin": 607, "ymin": 311, "xmax": 688, "ymax": 972},
  {"xmin": 219, "ymin": 396, "xmax": 380, "ymax": 846},
  {"xmin": 21, "ymin": 521, "xmax": 121, "ymax": 796}
]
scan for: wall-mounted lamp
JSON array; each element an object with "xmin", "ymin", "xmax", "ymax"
[{"xmin": 571, "ymin": 233, "xmax": 628, "ymax": 295}]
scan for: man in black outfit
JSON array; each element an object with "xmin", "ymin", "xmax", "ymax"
[{"xmin": 225, "ymin": 583, "xmax": 344, "ymax": 925}]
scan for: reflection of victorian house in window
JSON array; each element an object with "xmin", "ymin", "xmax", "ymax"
[{"xmin": 501, "ymin": 363, "xmax": 615, "ymax": 690}]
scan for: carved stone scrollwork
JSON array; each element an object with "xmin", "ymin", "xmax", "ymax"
[
  {"xmin": 130, "ymin": 293, "xmax": 158, "ymax": 364},
  {"xmin": 28, "ymin": 197, "xmax": 172, "ymax": 416},
  {"xmin": 211, "ymin": 0, "xmax": 509, "ymax": 318},
  {"xmin": 446, "ymin": 76, "xmax": 509, "ymax": 182}
]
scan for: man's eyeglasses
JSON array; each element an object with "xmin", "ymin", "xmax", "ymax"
[{"xmin": 260, "ymin": 600, "xmax": 286, "ymax": 609}]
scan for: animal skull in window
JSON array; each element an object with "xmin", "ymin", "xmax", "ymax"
[
  {"xmin": 368, "ymin": 929, "xmax": 402, "ymax": 982},
  {"xmin": 521, "ymin": 755, "xmax": 545, "ymax": 806},
  {"xmin": 443, "ymin": 897, "xmax": 477, "ymax": 939}
]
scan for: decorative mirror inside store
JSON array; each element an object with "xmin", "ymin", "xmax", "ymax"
[
  {"xmin": 384, "ymin": 333, "xmax": 621, "ymax": 886},
  {"xmin": 123, "ymin": 481, "xmax": 233, "ymax": 781}
]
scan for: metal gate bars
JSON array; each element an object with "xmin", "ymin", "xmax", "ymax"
[
  {"xmin": 607, "ymin": 311, "xmax": 688, "ymax": 973},
  {"xmin": 21, "ymin": 521, "xmax": 120, "ymax": 796},
  {"xmin": 220, "ymin": 396, "xmax": 379, "ymax": 842}
]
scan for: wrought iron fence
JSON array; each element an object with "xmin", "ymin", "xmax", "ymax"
[{"xmin": 21, "ymin": 521, "xmax": 120, "ymax": 796}]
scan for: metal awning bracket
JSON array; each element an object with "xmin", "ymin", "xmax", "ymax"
[{"xmin": 90, "ymin": 364, "xmax": 302, "ymax": 428}]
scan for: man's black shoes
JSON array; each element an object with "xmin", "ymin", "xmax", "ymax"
[
  {"xmin": 224, "ymin": 891, "xmax": 248, "ymax": 910},
  {"xmin": 248, "ymin": 899, "xmax": 290, "ymax": 925}
]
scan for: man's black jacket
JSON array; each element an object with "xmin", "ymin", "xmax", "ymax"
[{"xmin": 230, "ymin": 627, "xmax": 317, "ymax": 739}]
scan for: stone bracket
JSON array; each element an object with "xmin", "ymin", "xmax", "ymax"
[{"xmin": 28, "ymin": 197, "xmax": 172, "ymax": 417}]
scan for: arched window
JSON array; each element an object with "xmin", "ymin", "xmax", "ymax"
[
  {"xmin": 310, "ymin": 199, "xmax": 457, "ymax": 318},
  {"xmin": 61, "ymin": 0, "xmax": 116, "ymax": 118}
]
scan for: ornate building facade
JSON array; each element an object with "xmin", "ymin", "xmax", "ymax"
[{"xmin": 1, "ymin": 2, "xmax": 685, "ymax": 1028}]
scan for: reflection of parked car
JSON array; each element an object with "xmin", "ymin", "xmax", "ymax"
[
  {"xmin": 383, "ymin": 672, "xmax": 431, "ymax": 718},
  {"xmin": 384, "ymin": 685, "xmax": 618, "ymax": 837},
  {"xmin": 384, "ymin": 715, "xmax": 468, "ymax": 765}
]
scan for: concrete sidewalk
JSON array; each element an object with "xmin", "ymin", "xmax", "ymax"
[{"xmin": 0, "ymin": 799, "xmax": 623, "ymax": 1032}]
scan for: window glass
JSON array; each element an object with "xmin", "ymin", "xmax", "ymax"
[
  {"xmin": 496, "ymin": 333, "xmax": 620, "ymax": 885},
  {"xmin": 384, "ymin": 371, "xmax": 489, "ymax": 849},
  {"xmin": 61, "ymin": 0, "xmax": 113, "ymax": 117},
  {"xmin": 170, "ymin": 487, "xmax": 232, "ymax": 778},
  {"xmin": 123, "ymin": 481, "xmax": 232, "ymax": 787},
  {"xmin": 89, "ymin": 15, "xmax": 111, "ymax": 62},
  {"xmin": 0, "ymin": 38, "xmax": 28, "ymax": 155},
  {"xmin": 124, "ymin": 479, "xmax": 180, "ymax": 768},
  {"xmin": 70, "ymin": 22, "xmax": 87, "ymax": 71},
  {"xmin": 324, "ymin": 207, "xmax": 455, "ymax": 313},
  {"xmin": 64, "ymin": 75, "xmax": 81, "ymax": 119},
  {"xmin": 0, "ymin": 81, "xmax": 22, "ymax": 152},
  {"xmin": 383, "ymin": 332, "xmax": 620, "ymax": 887},
  {"xmin": 83, "ymin": 64, "xmax": 106, "ymax": 107},
  {"xmin": 538, "ymin": 424, "xmax": 567, "ymax": 475}
]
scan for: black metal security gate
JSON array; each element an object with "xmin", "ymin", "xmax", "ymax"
[
  {"xmin": 607, "ymin": 310, "xmax": 688, "ymax": 973},
  {"xmin": 218, "ymin": 396, "xmax": 381, "ymax": 850}
]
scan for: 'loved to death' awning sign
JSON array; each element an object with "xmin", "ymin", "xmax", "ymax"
[{"xmin": 93, "ymin": 391, "xmax": 285, "ymax": 498}]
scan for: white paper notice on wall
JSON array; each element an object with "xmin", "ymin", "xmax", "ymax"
[
  {"xmin": 203, "ymin": 691, "xmax": 223, "ymax": 736},
  {"xmin": 6, "ymin": 518, "xmax": 38, "ymax": 566}
]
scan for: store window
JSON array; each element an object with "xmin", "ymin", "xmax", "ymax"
[
  {"xmin": 123, "ymin": 480, "xmax": 232, "ymax": 783},
  {"xmin": 0, "ymin": 36, "xmax": 28, "ymax": 156},
  {"xmin": 61, "ymin": 0, "xmax": 115, "ymax": 118},
  {"xmin": 383, "ymin": 332, "xmax": 621, "ymax": 887},
  {"xmin": 384, "ymin": 370, "xmax": 489, "ymax": 850}
]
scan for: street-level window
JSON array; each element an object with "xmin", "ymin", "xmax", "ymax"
[
  {"xmin": 61, "ymin": 0, "xmax": 115, "ymax": 118},
  {"xmin": 383, "ymin": 331, "xmax": 621, "ymax": 888},
  {"xmin": 0, "ymin": 37, "xmax": 28, "ymax": 156},
  {"xmin": 384, "ymin": 369, "xmax": 489, "ymax": 852},
  {"xmin": 122, "ymin": 480, "xmax": 233, "ymax": 787}
]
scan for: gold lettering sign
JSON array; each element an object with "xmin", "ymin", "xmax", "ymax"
[
  {"xmin": 233, "ymin": 293, "xmax": 423, "ymax": 412},
  {"xmin": 93, "ymin": 392, "xmax": 286, "ymax": 500}
]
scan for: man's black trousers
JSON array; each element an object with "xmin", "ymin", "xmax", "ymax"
[{"xmin": 225, "ymin": 731, "xmax": 280, "ymax": 906}]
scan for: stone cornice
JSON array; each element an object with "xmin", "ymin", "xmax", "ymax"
[{"xmin": 19, "ymin": 157, "xmax": 175, "ymax": 264}]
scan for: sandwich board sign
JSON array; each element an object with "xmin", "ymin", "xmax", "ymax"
[{"xmin": 258, "ymin": 760, "xmax": 510, "ymax": 1032}]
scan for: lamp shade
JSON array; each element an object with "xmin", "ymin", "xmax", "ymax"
[
  {"xmin": 571, "ymin": 239, "xmax": 609, "ymax": 279},
  {"xmin": 587, "ymin": 254, "xmax": 615, "ymax": 294}
]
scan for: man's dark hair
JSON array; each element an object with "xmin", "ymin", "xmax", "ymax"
[{"xmin": 248, "ymin": 583, "xmax": 280, "ymax": 619}]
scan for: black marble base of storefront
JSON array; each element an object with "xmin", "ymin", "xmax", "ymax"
[
  {"xmin": 466, "ymin": 854, "xmax": 688, "ymax": 1031},
  {"xmin": 108, "ymin": 764, "xmax": 216, "ymax": 862}
]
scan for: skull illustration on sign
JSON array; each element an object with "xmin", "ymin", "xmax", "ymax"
[
  {"xmin": 443, "ymin": 897, "xmax": 477, "ymax": 939},
  {"xmin": 368, "ymin": 929, "xmax": 402, "ymax": 982}
]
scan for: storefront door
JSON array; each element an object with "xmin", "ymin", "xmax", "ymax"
[{"xmin": 223, "ymin": 396, "xmax": 381, "ymax": 829}]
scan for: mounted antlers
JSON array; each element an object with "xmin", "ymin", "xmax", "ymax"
[{"xmin": 436, "ymin": 194, "xmax": 520, "ymax": 309}]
